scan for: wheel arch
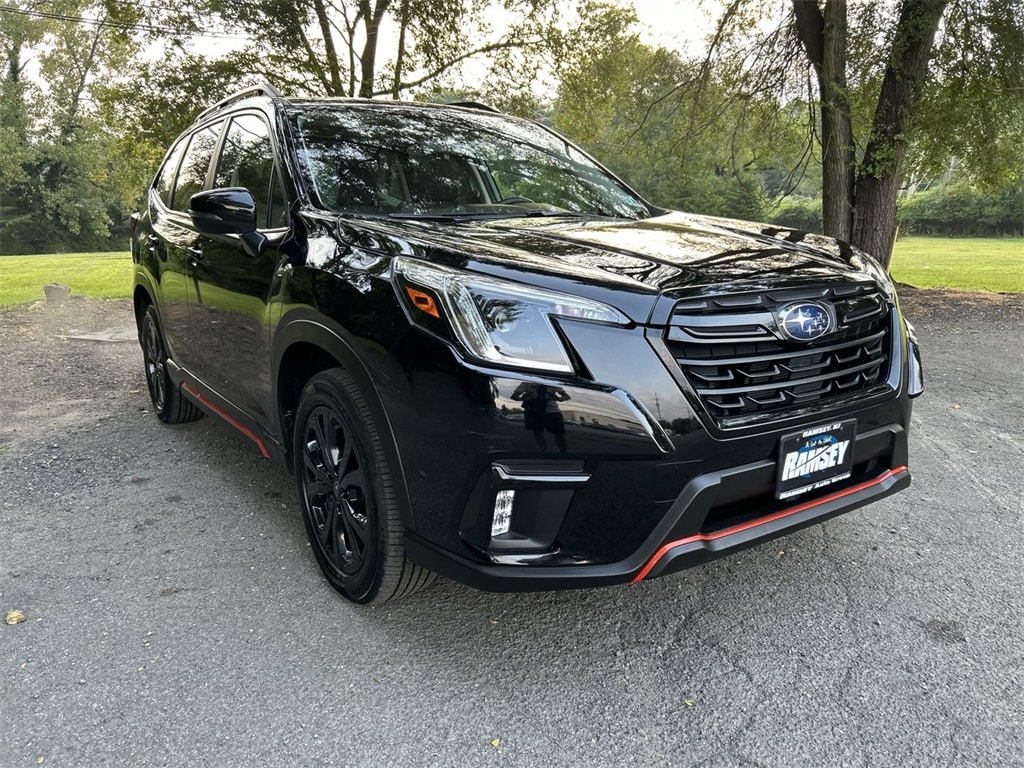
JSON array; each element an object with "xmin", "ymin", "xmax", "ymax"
[
  {"xmin": 133, "ymin": 277, "xmax": 157, "ymax": 333},
  {"xmin": 272, "ymin": 313, "xmax": 416, "ymax": 530}
]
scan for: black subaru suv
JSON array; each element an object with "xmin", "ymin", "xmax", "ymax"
[{"xmin": 131, "ymin": 85, "xmax": 923, "ymax": 603}]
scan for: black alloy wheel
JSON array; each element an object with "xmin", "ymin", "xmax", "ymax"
[
  {"xmin": 302, "ymin": 403, "xmax": 371, "ymax": 577},
  {"xmin": 140, "ymin": 305, "xmax": 202, "ymax": 424},
  {"xmin": 294, "ymin": 369, "xmax": 433, "ymax": 603}
]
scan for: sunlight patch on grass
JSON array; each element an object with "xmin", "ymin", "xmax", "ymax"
[
  {"xmin": 0, "ymin": 252, "xmax": 132, "ymax": 307},
  {"xmin": 891, "ymin": 237, "xmax": 1023, "ymax": 293}
]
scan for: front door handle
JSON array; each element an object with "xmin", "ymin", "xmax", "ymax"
[{"xmin": 187, "ymin": 246, "xmax": 204, "ymax": 263}]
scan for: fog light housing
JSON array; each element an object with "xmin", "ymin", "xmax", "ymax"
[
  {"xmin": 491, "ymin": 490, "xmax": 515, "ymax": 537},
  {"xmin": 905, "ymin": 321, "xmax": 924, "ymax": 398}
]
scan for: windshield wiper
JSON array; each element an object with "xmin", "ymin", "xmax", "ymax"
[
  {"xmin": 386, "ymin": 208, "xmax": 650, "ymax": 223},
  {"xmin": 387, "ymin": 212, "xmax": 470, "ymax": 222},
  {"xmin": 511, "ymin": 209, "xmax": 593, "ymax": 218},
  {"xmin": 388, "ymin": 209, "xmax": 605, "ymax": 223}
]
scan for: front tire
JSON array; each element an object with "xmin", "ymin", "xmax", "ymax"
[
  {"xmin": 140, "ymin": 305, "xmax": 202, "ymax": 424},
  {"xmin": 294, "ymin": 369, "xmax": 433, "ymax": 604}
]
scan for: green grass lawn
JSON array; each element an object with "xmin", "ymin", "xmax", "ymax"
[
  {"xmin": 890, "ymin": 236, "xmax": 1024, "ymax": 293},
  {"xmin": 0, "ymin": 237, "xmax": 1020, "ymax": 307},
  {"xmin": 0, "ymin": 252, "xmax": 133, "ymax": 307}
]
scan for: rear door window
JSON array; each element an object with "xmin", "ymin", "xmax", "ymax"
[
  {"xmin": 153, "ymin": 138, "xmax": 188, "ymax": 208},
  {"xmin": 171, "ymin": 122, "xmax": 224, "ymax": 212}
]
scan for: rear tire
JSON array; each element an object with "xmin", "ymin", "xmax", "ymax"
[
  {"xmin": 294, "ymin": 368, "xmax": 434, "ymax": 604},
  {"xmin": 140, "ymin": 305, "xmax": 202, "ymax": 424}
]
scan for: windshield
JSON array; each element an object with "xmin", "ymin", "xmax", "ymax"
[{"xmin": 289, "ymin": 104, "xmax": 650, "ymax": 220}]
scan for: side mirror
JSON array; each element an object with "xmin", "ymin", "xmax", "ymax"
[
  {"xmin": 190, "ymin": 187, "xmax": 257, "ymax": 234},
  {"xmin": 189, "ymin": 187, "xmax": 267, "ymax": 257}
]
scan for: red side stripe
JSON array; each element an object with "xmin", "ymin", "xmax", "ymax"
[
  {"xmin": 181, "ymin": 383, "xmax": 271, "ymax": 460},
  {"xmin": 632, "ymin": 466, "xmax": 909, "ymax": 583}
]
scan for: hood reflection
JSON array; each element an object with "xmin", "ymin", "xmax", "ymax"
[{"xmin": 479, "ymin": 211, "xmax": 864, "ymax": 293}]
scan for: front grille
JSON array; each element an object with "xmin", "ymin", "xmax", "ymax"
[{"xmin": 664, "ymin": 283, "xmax": 894, "ymax": 425}]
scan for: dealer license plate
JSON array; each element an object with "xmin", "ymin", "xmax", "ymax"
[{"xmin": 776, "ymin": 419, "xmax": 857, "ymax": 500}]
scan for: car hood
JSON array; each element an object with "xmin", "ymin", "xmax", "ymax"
[
  {"xmin": 332, "ymin": 210, "xmax": 887, "ymax": 323},
  {"xmin": 470, "ymin": 211, "xmax": 876, "ymax": 288}
]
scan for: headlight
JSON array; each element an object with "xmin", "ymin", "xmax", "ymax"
[
  {"xmin": 904, "ymin": 318, "xmax": 919, "ymax": 345},
  {"xmin": 394, "ymin": 257, "xmax": 629, "ymax": 373},
  {"xmin": 851, "ymin": 245, "xmax": 896, "ymax": 300}
]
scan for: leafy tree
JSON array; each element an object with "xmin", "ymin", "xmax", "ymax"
[
  {"xmin": 704, "ymin": 0, "xmax": 1024, "ymax": 266},
  {"xmin": 898, "ymin": 181, "xmax": 1024, "ymax": 236},
  {"xmin": 0, "ymin": 1, "xmax": 143, "ymax": 253},
  {"xmin": 551, "ymin": 2, "xmax": 806, "ymax": 220},
  {"xmin": 91, "ymin": 0, "xmax": 569, "ymax": 208},
  {"xmin": 771, "ymin": 195, "xmax": 823, "ymax": 232},
  {"xmin": 130, "ymin": 0, "xmax": 559, "ymax": 100},
  {"xmin": 910, "ymin": 0, "xmax": 1024, "ymax": 189},
  {"xmin": 0, "ymin": 1, "xmax": 40, "ymax": 188}
]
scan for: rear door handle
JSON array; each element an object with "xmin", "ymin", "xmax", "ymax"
[{"xmin": 187, "ymin": 246, "xmax": 204, "ymax": 262}]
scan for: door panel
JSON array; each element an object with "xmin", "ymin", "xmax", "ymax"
[
  {"xmin": 190, "ymin": 114, "xmax": 287, "ymax": 421},
  {"xmin": 150, "ymin": 206, "xmax": 198, "ymax": 369},
  {"xmin": 153, "ymin": 121, "xmax": 224, "ymax": 375}
]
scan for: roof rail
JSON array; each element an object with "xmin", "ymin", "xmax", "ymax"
[
  {"xmin": 448, "ymin": 101, "xmax": 502, "ymax": 113},
  {"xmin": 194, "ymin": 84, "xmax": 285, "ymax": 122}
]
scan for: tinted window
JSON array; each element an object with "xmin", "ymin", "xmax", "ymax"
[
  {"xmin": 171, "ymin": 122, "xmax": 223, "ymax": 212},
  {"xmin": 291, "ymin": 105, "xmax": 649, "ymax": 219},
  {"xmin": 154, "ymin": 138, "xmax": 188, "ymax": 208},
  {"xmin": 215, "ymin": 114, "xmax": 287, "ymax": 228}
]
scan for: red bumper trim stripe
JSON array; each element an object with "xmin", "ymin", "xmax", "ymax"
[
  {"xmin": 181, "ymin": 382, "xmax": 270, "ymax": 460},
  {"xmin": 631, "ymin": 466, "xmax": 910, "ymax": 583}
]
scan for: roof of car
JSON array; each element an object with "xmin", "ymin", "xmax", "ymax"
[
  {"xmin": 193, "ymin": 84, "xmax": 504, "ymax": 125},
  {"xmin": 193, "ymin": 84, "xmax": 286, "ymax": 122}
]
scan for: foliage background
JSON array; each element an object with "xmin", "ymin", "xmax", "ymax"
[{"xmin": 0, "ymin": 0, "xmax": 1021, "ymax": 256}]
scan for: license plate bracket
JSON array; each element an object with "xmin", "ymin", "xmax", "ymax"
[{"xmin": 776, "ymin": 419, "xmax": 857, "ymax": 500}]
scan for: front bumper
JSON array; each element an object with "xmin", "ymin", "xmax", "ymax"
[
  {"xmin": 404, "ymin": 456, "xmax": 910, "ymax": 592},
  {"xmin": 631, "ymin": 464, "xmax": 909, "ymax": 583},
  {"xmin": 379, "ymin": 314, "xmax": 915, "ymax": 592}
]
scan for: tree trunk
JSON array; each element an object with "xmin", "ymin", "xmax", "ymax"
[
  {"xmin": 851, "ymin": 0, "xmax": 948, "ymax": 266},
  {"xmin": 312, "ymin": 0, "xmax": 344, "ymax": 96},
  {"xmin": 5, "ymin": 15, "xmax": 27, "ymax": 86},
  {"xmin": 392, "ymin": 0, "xmax": 410, "ymax": 99},
  {"xmin": 59, "ymin": 23, "xmax": 104, "ymax": 142},
  {"xmin": 6, "ymin": 43, "xmax": 19, "ymax": 84},
  {"xmin": 792, "ymin": 0, "xmax": 855, "ymax": 242},
  {"xmin": 358, "ymin": 0, "xmax": 392, "ymax": 99}
]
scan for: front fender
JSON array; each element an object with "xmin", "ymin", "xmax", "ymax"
[{"xmin": 271, "ymin": 310, "xmax": 417, "ymax": 531}]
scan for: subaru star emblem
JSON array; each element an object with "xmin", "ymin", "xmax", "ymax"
[{"xmin": 777, "ymin": 302, "xmax": 834, "ymax": 342}]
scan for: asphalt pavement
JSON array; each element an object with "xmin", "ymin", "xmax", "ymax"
[{"xmin": 0, "ymin": 293, "xmax": 1021, "ymax": 767}]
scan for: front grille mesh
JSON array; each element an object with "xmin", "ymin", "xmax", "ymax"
[{"xmin": 664, "ymin": 283, "xmax": 894, "ymax": 424}]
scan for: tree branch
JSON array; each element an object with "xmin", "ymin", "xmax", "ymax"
[{"xmin": 380, "ymin": 37, "xmax": 541, "ymax": 95}]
